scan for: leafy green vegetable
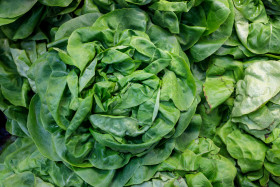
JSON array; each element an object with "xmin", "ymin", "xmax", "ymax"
[{"xmin": 1, "ymin": 0, "xmax": 280, "ymax": 186}]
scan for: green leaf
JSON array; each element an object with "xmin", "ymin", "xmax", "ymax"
[
  {"xmin": 0, "ymin": 0, "xmax": 37, "ymax": 19},
  {"xmin": 186, "ymin": 172, "xmax": 212, "ymax": 187},
  {"xmin": 226, "ymin": 129, "xmax": 267, "ymax": 173},
  {"xmin": 232, "ymin": 60, "xmax": 280, "ymax": 117},
  {"xmin": 27, "ymin": 94, "xmax": 61, "ymax": 161},
  {"xmin": 39, "ymin": 0, "xmax": 73, "ymax": 7}
]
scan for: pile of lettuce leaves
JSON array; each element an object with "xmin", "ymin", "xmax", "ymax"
[{"xmin": 1, "ymin": 0, "xmax": 280, "ymax": 186}]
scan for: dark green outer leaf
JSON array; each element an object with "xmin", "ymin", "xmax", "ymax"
[
  {"xmin": 27, "ymin": 94, "xmax": 61, "ymax": 161},
  {"xmin": 190, "ymin": 0, "xmax": 234, "ymax": 62},
  {"xmin": 39, "ymin": 0, "xmax": 73, "ymax": 7},
  {"xmin": 55, "ymin": 12, "xmax": 102, "ymax": 40},
  {"xmin": 0, "ymin": 0, "xmax": 37, "ymax": 19}
]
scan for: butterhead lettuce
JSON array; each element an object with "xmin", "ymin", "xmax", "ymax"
[{"xmin": 0, "ymin": 0, "xmax": 280, "ymax": 186}]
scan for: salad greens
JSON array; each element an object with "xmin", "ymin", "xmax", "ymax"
[{"xmin": 0, "ymin": 0, "xmax": 280, "ymax": 186}]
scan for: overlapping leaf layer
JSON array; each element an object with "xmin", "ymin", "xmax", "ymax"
[{"xmin": 1, "ymin": 0, "xmax": 280, "ymax": 186}]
